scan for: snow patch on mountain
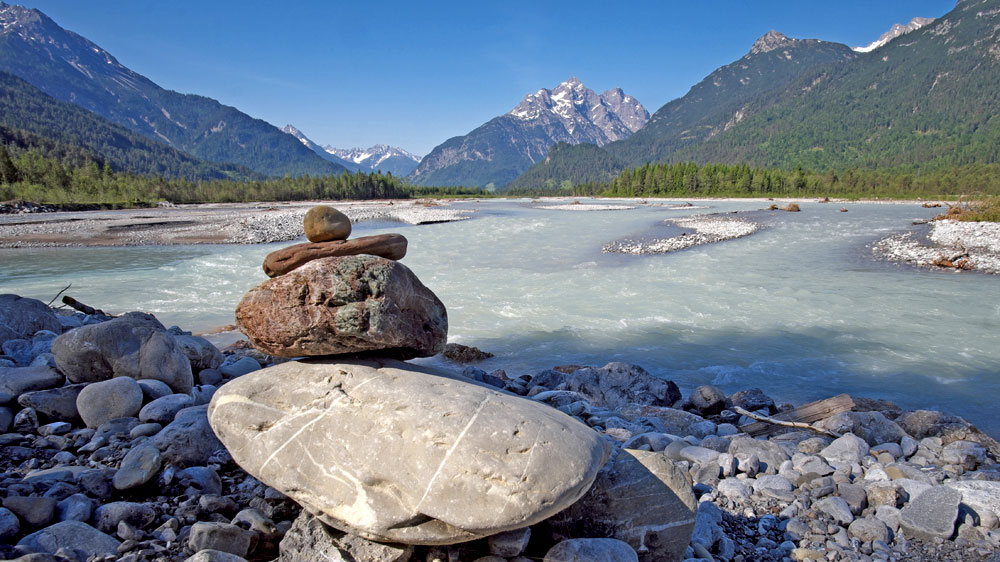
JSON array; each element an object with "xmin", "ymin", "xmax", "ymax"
[{"xmin": 854, "ymin": 17, "xmax": 935, "ymax": 52}]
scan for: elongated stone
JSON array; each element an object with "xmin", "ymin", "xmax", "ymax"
[
  {"xmin": 208, "ymin": 358, "xmax": 611, "ymax": 545},
  {"xmin": 263, "ymin": 234, "xmax": 407, "ymax": 277}
]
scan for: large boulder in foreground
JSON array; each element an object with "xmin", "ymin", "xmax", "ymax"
[
  {"xmin": 208, "ymin": 358, "xmax": 611, "ymax": 545},
  {"xmin": 0, "ymin": 294, "xmax": 62, "ymax": 345},
  {"xmin": 237, "ymin": 255, "xmax": 447, "ymax": 359},
  {"xmin": 544, "ymin": 448, "xmax": 697, "ymax": 562},
  {"xmin": 51, "ymin": 312, "xmax": 193, "ymax": 393}
]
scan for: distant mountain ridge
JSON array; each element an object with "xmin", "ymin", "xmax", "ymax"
[
  {"xmin": 0, "ymin": 2, "xmax": 346, "ymax": 178},
  {"xmin": 854, "ymin": 17, "xmax": 935, "ymax": 53},
  {"xmin": 408, "ymin": 77, "xmax": 648, "ymax": 187},
  {"xmin": 326, "ymin": 145, "xmax": 421, "ymax": 176},
  {"xmin": 512, "ymin": 0, "xmax": 1000, "ymax": 190}
]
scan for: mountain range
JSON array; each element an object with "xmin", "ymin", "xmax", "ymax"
[
  {"xmin": 511, "ymin": 0, "xmax": 1000, "ymax": 190},
  {"xmin": 408, "ymin": 77, "xmax": 648, "ymax": 188},
  {"xmin": 280, "ymin": 125, "xmax": 421, "ymax": 176},
  {"xmin": 0, "ymin": 2, "xmax": 344, "ymax": 178}
]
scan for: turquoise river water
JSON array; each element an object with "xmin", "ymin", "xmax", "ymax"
[{"xmin": 2, "ymin": 199, "xmax": 998, "ymax": 435}]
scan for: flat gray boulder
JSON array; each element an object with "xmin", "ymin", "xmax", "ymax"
[
  {"xmin": 544, "ymin": 448, "xmax": 697, "ymax": 562},
  {"xmin": 17, "ymin": 520, "xmax": 120, "ymax": 558},
  {"xmin": 208, "ymin": 358, "xmax": 610, "ymax": 545},
  {"xmin": 899, "ymin": 486, "xmax": 961, "ymax": 540},
  {"xmin": 0, "ymin": 365, "xmax": 64, "ymax": 403},
  {"xmin": 51, "ymin": 312, "xmax": 193, "ymax": 393},
  {"xmin": 236, "ymin": 255, "xmax": 448, "ymax": 359},
  {"xmin": 0, "ymin": 294, "xmax": 62, "ymax": 345},
  {"xmin": 277, "ymin": 510, "xmax": 413, "ymax": 562},
  {"xmin": 153, "ymin": 405, "xmax": 224, "ymax": 467}
]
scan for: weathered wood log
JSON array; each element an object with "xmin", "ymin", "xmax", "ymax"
[
  {"xmin": 263, "ymin": 233, "xmax": 408, "ymax": 277},
  {"xmin": 739, "ymin": 394, "xmax": 855, "ymax": 438},
  {"xmin": 61, "ymin": 296, "xmax": 107, "ymax": 317}
]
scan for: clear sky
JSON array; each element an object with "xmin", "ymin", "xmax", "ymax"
[{"xmin": 17, "ymin": 1, "xmax": 957, "ymax": 156}]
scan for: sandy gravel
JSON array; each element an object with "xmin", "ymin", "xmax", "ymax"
[
  {"xmin": 0, "ymin": 200, "xmax": 473, "ymax": 247},
  {"xmin": 873, "ymin": 219, "xmax": 1000, "ymax": 274},
  {"xmin": 603, "ymin": 214, "xmax": 762, "ymax": 255}
]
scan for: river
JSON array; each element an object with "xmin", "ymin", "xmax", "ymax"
[{"xmin": 2, "ymin": 199, "xmax": 998, "ymax": 435}]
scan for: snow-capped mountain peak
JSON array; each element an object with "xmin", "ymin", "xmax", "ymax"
[
  {"xmin": 506, "ymin": 77, "xmax": 648, "ymax": 145},
  {"xmin": 853, "ymin": 17, "xmax": 935, "ymax": 53}
]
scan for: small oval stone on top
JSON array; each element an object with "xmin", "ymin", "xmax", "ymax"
[{"xmin": 304, "ymin": 205, "xmax": 351, "ymax": 243}]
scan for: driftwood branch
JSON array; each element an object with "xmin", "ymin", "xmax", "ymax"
[
  {"xmin": 61, "ymin": 296, "xmax": 108, "ymax": 317},
  {"xmin": 734, "ymin": 406, "xmax": 843, "ymax": 439},
  {"xmin": 46, "ymin": 284, "xmax": 72, "ymax": 307}
]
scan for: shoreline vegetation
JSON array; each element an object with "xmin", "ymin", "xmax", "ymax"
[{"xmin": 2, "ymin": 145, "xmax": 1000, "ymax": 208}]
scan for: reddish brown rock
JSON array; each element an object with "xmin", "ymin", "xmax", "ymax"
[
  {"xmin": 238, "ymin": 255, "xmax": 446, "ymax": 359},
  {"xmin": 263, "ymin": 234, "xmax": 407, "ymax": 277}
]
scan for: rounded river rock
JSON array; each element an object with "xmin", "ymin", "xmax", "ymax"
[
  {"xmin": 208, "ymin": 358, "xmax": 611, "ymax": 545},
  {"xmin": 237, "ymin": 255, "xmax": 446, "ymax": 359},
  {"xmin": 304, "ymin": 205, "xmax": 352, "ymax": 243}
]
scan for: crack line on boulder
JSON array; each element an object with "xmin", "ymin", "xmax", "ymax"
[
  {"xmin": 259, "ymin": 373, "xmax": 381, "ymax": 473},
  {"xmin": 415, "ymin": 396, "xmax": 490, "ymax": 511}
]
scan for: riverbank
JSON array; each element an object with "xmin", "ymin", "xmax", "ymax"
[
  {"xmin": 0, "ymin": 200, "xmax": 473, "ymax": 248},
  {"xmin": 874, "ymin": 220, "xmax": 1000, "ymax": 274},
  {"xmin": 1, "ymin": 297, "xmax": 998, "ymax": 561}
]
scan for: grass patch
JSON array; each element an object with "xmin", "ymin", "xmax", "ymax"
[{"xmin": 937, "ymin": 197, "xmax": 1000, "ymax": 222}]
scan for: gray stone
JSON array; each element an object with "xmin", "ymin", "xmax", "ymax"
[
  {"xmin": 0, "ymin": 405, "xmax": 11, "ymax": 431},
  {"xmin": 691, "ymin": 500, "xmax": 723, "ymax": 548},
  {"xmin": 545, "ymin": 448, "xmax": 696, "ymax": 562},
  {"xmin": 718, "ymin": 478, "xmax": 751, "ymax": 501},
  {"xmin": 175, "ymin": 335, "xmax": 223, "ymax": 371},
  {"xmin": 17, "ymin": 384, "xmax": 85, "ymax": 421},
  {"xmin": 209, "ymin": 358, "xmax": 610, "ymax": 545},
  {"xmin": 236, "ymin": 255, "xmax": 448, "ymax": 359},
  {"xmin": 816, "ymin": 496, "xmax": 854, "ymax": 525},
  {"xmin": 113, "ymin": 444, "xmax": 162, "ymax": 490},
  {"xmin": 51, "ymin": 312, "xmax": 193, "ymax": 393},
  {"xmin": 152, "ymin": 405, "xmax": 224, "ymax": 467},
  {"xmin": 897, "ymin": 410, "xmax": 999, "ymax": 455},
  {"xmin": 941, "ymin": 440, "xmax": 986, "ymax": 470},
  {"xmin": 617, "ymin": 405, "xmax": 716, "ymax": 439},
  {"xmin": 726, "ymin": 388, "xmax": 774, "ymax": 413},
  {"xmin": 0, "ymin": 506, "xmax": 20, "ymax": 540},
  {"xmin": 729, "ymin": 436, "xmax": 790, "ymax": 475},
  {"xmin": 0, "ymin": 294, "xmax": 62, "ymax": 343},
  {"xmin": 0, "ymin": 365, "xmax": 64, "ymax": 402},
  {"xmin": 13, "ymin": 406, "xmax": 38, "ymax": 432},
  {"xmin": 220, "ymin": 357, "xmax": 261, "ymax": 379},
  {"xmin": 188, "ymin": 522, "xmax": 253, "ymax": 558},
  {"xmin": 277, "ymin": 510, "xmax": 413, "ymax": 562},
  {"xmin": 544, "ymin": 538, "xmax": 638, "ymax": 562},
  {"xmin": 130, "ymin": 422, "xmax": 162, "ymax": 438},
  {"xmin": 76, "ymin": 377, "xmax": 143, "ymax": 428},
  {"xmin": 848, "ymin": 518, "xmax": 891, "ymax": 543},
  {"xmin": 819, "ymin": 433, "xmax": 870, "ymax": 466},
  {"xmin": 3, "ymin": 496, "xmax": 56, "ymax": 527},
  {"xmin": 178, "ymin": 466, "xmax": 222, "ymax": 496},
  {"xmin": 689, "ymin": 385, "xmax": 726, "ymax": 415},
  {"xmin": 191, "ymin": 384, "xmax": 217, "ymax": 405},
  {"xmin": 815, "ymin": 412, "xmax": 907, "ymax": 447},
  {"xmin": 621, "ymin": 432, "xmax": 674, "ymax": 452},
  {"xmin": 77, "ymin": 469, "xmax": 115, "ymax": 501},
  {"xmin": 529, "ymin": 363, "xmax": 680, "ymax": 410},
  {"xmin": 792, "ymin": 454, "xmax": 834, "ymax": 476},
  {"xmin": 944, "ymin": 481, "xmax": 1000, "ymax": 520},
  {"xmin": 899, "ymin": 486, "xmax": 961, "ymax": 540},
  {"xmin": 138, "ymin": 378, "xmax": 173, "ymax": 402},
  {"xmin": 93, "ymin": 502, "xmax": 156, "ymax": 534},
  {"xmin": 198, "ymin": 368, "xmax": 224, "ymax": 386},
  {"xmin": 839, "ymin": 482, "xmax": 868, "ymax": 515},
  {"xmin": 184, "ymin": 550, "xmax": 250, "ymax": 562},
  {"xmin": 680, "ymin": 446, "xmax": 720, "ymax": 466},
  {"xmin": 138, "ymin": 393, "xmax": 194, "ymax": 424},
  {"xmin": 56, "ymin": 494, "xmax": 92, "ymax": 522},
  {"xmin": 871, "ymin": 443, "xmax": 903, "ymax": 459},
  {"xmin": 753, "ymin": 475, "xmax": 794, "ymax": 499},
  {"xmin": 488, "ymin": 527, "xmax": 531, "ymax": 557},
  {"xmin": 875, "ymin": 505, "xmax": 901, "ymax": 532},
  {"xmin": 3, "ymin": 338, "xmax": 32, "ymax": 365},
  {"xmin": 15, "ymin": 520, "xmax": 120, "ymax": 558}
]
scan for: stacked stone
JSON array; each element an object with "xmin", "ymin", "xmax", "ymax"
[{"xmin": 214, "ymin": 206, "xmax": 629, "ymax": 559}]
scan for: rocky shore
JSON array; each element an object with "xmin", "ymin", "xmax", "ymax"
[
  {"xmin": 0, "ymin": 200, "xmax": 473, "ymax": 248},
  {"xmin": 873, "ymin": 219, "xmax": 1000, "ymax": 274},
  {"xmin": 604, "ymin": 214, "xmax": 762, "ymax": 255}
]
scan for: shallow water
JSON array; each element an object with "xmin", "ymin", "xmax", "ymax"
[{"xmin": 2, "ymin": 199, "xmax": 999, "ymax": 435}]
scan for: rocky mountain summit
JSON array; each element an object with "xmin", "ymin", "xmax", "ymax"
[
  {"xmin": 408, "ymin": 77, "xmax": 648, "ymax": 188},
  {"xmin": 326, "ymin": 145, "xmax": 421, "ymax": 176},
  {"xmin": 854, "ymin": 17, "xmax": 936, "ymax": 53}
]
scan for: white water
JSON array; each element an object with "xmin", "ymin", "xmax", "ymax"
[{"xmin": 2, "ymin": 200, "xmax": 999, "ymax": 435}]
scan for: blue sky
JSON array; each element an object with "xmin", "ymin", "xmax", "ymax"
[{"xmin": 19, "ymin": 1, "xmax": 957, "ymax": 156}]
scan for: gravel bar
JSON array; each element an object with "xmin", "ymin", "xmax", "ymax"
[{"xmin": 604, "ymin": 215, "xmax": 762, "ymax": 255}]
